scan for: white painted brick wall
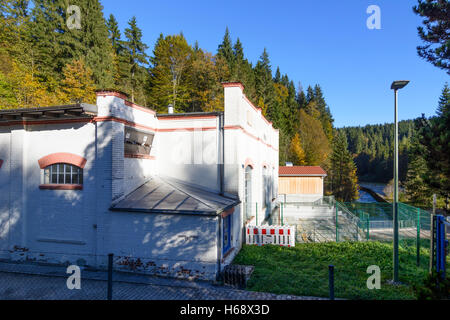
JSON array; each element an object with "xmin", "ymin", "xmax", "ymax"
[{"xmin": 0, "ymin": 84, "xmax": 280, "ymax": 280}]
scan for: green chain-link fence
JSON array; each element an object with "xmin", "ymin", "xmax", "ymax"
[
  {"xmin": 339, "ymin": 201, "xmax": 432, "ymax": 267},
  {"xmin": 267, "ymin": 198, "xmax": 433, "ymax": 267}
]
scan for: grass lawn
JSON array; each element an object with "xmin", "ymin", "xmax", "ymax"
[{"xmin": 232, "ymin": 241, "xmax": 441, "ymax": 300}]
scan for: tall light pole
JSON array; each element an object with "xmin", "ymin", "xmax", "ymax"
[{"xmin": 390, "ymin": 80, "xmax": 409, "ymax": 283}]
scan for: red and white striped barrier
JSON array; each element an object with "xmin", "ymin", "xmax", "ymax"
[{"xmin": 246, "ymin": 225, "xmax": 295, "ymax": 247}]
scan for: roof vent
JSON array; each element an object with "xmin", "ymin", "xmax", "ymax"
[
  {"xmin": 285, "ymin": 162, "xmax": 293, "ymax": 167},
  {"xmin": 168, "ymin": 104, "xmax": 174, "ymax": 114}
]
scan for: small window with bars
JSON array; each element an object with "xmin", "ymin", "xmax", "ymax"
[{"xmin": 43, "ymin": 163, "xmax": 83, "ymax": 185}]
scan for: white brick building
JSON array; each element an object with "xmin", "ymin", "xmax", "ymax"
[{"xmin": 0, "ymin": 83, "xmax": 278, "ymax": 280}]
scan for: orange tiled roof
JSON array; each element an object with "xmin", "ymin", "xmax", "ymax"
[{"xmin": 279, "ymin": 166, "xmax": 327, "ymax": 176}]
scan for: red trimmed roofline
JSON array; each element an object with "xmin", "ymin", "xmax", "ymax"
[
  {"xmin": 96, "ymin": 90, "xmax": 156, "ymax": 115},
  {"xmin": 38, "ymin": 153, "xmax": 87, "ymax": 169},
  {"xmin": 222, "ymin": 82, "xmax": 245, "ymax": 91}
]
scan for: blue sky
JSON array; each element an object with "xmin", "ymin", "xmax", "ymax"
[{"xmin": 101, "ymin": 0, "xmax": 449, "ymax": 128}]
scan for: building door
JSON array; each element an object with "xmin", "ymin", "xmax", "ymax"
[{"xmin": 222, "ymin": 214, "xmax": 231, "ymax": 254}]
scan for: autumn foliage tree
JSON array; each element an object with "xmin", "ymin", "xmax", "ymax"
[
  {"xmin": 297, "ymin": 109, "xmax": 331, "ymax": 166},
  {"xmin": 149, "ymin": 33, "xmax": 193, "ymax": 112},
  {"xmin": 58, "ymin": 59, "xmax": 96, "ymax": 104},
  {"xmin": 289, "ymin": 133, "xmax": 306, "ymax": 165}
]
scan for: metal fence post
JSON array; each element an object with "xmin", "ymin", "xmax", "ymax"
[
  {"xmin": 255, "ymin": 203, "xmax": 258, "ymax": 226},
  {"xmin": 329, "ymin": 265, "xmax": 335, "ymax": 300},
  {"xmin": 281, "ymin": 202, "xmax": 284, "ymax": 226},
  {"xmin": 335, "ymin": 203, "xmax": 339, "ymax": 242},
  {"xmin": 107, "ymin": 253, "xmax": 113, "ymax": 300},
  {"xmin": 366, "ymin": 214, "xmax": 370, "ymax": 241},
  {"xmin": 416, "ymin": 208, "xmax": 420, "ymax": 267},
  {"xmin": 430, "ymin": 194, "xmax": 436, "ymax": 274}
]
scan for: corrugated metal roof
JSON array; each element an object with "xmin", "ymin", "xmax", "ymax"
[
  {"xmin": 279, "ymin": 166, "xmax": 327, "ymax": 176},
  {"xmin": 110, "ymin": 176, "xmax": 240, "ymax": 216},
  {"xmin": 0, "ymin": 104, "xmax": 97, "ymax": 122}
]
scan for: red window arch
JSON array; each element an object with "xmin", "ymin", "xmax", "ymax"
[{"xmin": 38, "ymin": 153, "xmax": 87, "ymax": 169}]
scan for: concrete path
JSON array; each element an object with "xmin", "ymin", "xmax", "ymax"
[{"xmin": 0, "ymin": 261, "xmax": 323, "ymax": 300}]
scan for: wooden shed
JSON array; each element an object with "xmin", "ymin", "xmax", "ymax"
[{"xmin": 278, "ymin": 166, "xmax": 327, "ymax": 196}]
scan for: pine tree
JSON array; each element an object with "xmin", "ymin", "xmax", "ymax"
[
  {"xmin": 404, "ymin": 135, "xmax": 433, "ymax": 205},
  {"xmin": 106, "ymin": 13, "xmax": 125, "ymax": 88},
  {"xmin": 274, "ymin": 67, "xmax": 281, "ymax": 83},
  {"xmin": 330, "ymin": 132, "xmax": 359, "ymax": 202},
  {"xmin": 217, "ymin": 27, "xmax": 235, "ymax": 78},
  {"xmin": 30, "ymin": 0, "xmax": 114, "ymax": 88},
  {"xmin": 296, "ymin": 83, "xmax": 306, "ymax": 110},
  {"xmin": 80, "ymin": 0, "xmax": 115, "ymax": 88},
  {"xmin": 413, "ymin": 0, "xmax": 450, "ymax": 74},
  {"xmin": 232, "ymin": 38, "xmax": 255, "ymax": 100},
  {"xmin": 305, "ymin": 85, "xmax": 315, "ymax": 105},
  {"xmin": 313, "ymin": 84, "xmax": 334, "ymax": 141},
  {"xmin": 107, "ymin": 14, "xmax": 122, "ymax": 55},
  {"xmin": 418, "ymin": 83, "xmax": 450, "ymax": 210},
  {"xmin": 123, "ymin": 16, "xmax": 149, "ymax": 103},
  {"xmin": 254, "ymin": 48, "xmax": 274, "ymax": 116}
]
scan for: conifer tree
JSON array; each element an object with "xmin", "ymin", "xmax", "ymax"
[
  {"xmin": 274, "ymin": 67, "xmax": 281, "ymax": 83},
  {"xmin": 232, "ymin": 38, "xmax": 255, "ymax": 100},
  {"xmin": 217, "ymin": 27, "xmax": 235, "ymax": 78},
  {"xmin": 296, "ymin": 83, "xmax": 307, "ymax": 110},
  {"xmin": 123, "ymin": 16, "xmax": 148, "ymax": 102},
  {"xmin": 107, "ymin": 14, "xmax": 122, "ymax": 55},
  {"xmin": 404, "ymin": 134, "xmax": 433, "ymax": 205},
  {"xmin": 330, "ymin": 132, "xmax": 359, "ymax": 202},
  {"xmin": 30, "ymin": 0, "xmax": 114, "ymax": 88},
  {"xmin": 418, "ymin": 83, "xmax": 450, "ymax": 210},
  {"xmin": 305, "ymin": 85, "xmax": 315, "ymax": 104},
  {"xmin": 79, "ymin": 0, "xmax": 115, "ymax": 88},
  {"xmin": 413, "ymin": 0, "xmax": 450, "ymax": 74},
  {"xmin": 254, "ymin": 48, "xmax": 274, "ymax": 116}
]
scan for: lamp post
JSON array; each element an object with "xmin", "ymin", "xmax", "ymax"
[{"xmin": 390, "ymin": 80, "xmax": 409, "ymax": 283}]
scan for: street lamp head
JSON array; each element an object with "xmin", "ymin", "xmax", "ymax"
[{"xmin": 391, "ymin": 80, "xmax": 410, "ymax": 90}]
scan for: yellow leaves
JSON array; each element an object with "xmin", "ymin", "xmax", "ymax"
[
  {"xmin": 290, "ymin": 133, "xmax": 306, "ymax": 165},
  {"xmin": 4, "ymin": 58, "xmax": 59, "ymax": 108},
  {"xmin": 188, "ymin": 50, "xmax": 227, "ymax": 112},
  {"xmin": 297, "ymin": 109, "xmax": 331, "ymax": 166},
  {"xmin": 58, "ymin": 59, "xmax": 96, "ymax": 104},
  {"xmin": 305, "ymin": 101, "xmax": 321, "ymax": 119},
  {"xmin": 0, "ymin": 56, "xmax": 97, "ymax": 109},
  {"xmin": 258, "ymin": 97, "xmax": 267, "ymax": 116},
  {"xmin": 274, "ymin": 83, "xmax": 288, "ymax": 105}
]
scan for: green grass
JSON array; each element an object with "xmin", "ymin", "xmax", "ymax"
[{"xmin": 232, "ymin": 241, "xmax": 444, "ymax": 300}]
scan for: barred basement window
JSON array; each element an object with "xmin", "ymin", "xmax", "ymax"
[{"xmin": 43, "ymin": 163, "xmax": 83, "ymax": 185}]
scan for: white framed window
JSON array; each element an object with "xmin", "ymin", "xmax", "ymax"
[{"xmin": 43, "ymin": 163, "xmax": 83, "ymax": 185}]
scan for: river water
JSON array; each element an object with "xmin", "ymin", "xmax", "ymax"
[{"xmin": 357, "ymin": 182, "xmax": 387, "ymax": 203}]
